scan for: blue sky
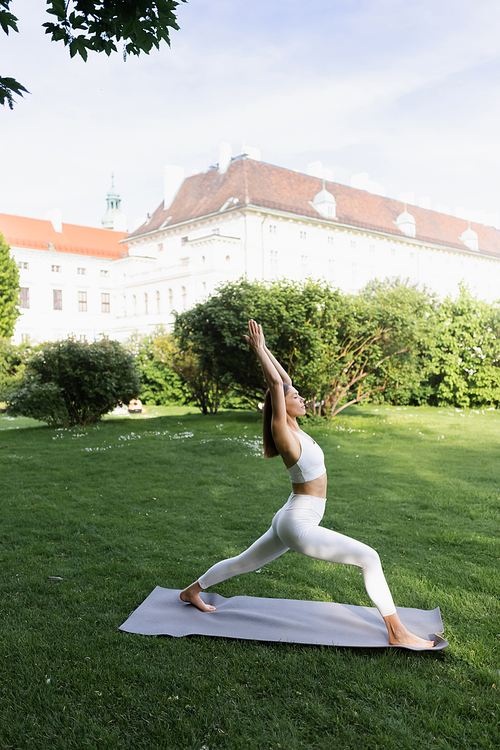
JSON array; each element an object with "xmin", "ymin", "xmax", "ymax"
[{"xmin": 1, "ymin": 0, "xmax": 500, "ymax": 229}]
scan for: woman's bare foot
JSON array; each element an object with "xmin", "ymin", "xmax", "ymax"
[
  {"xmin": 179, "ymin": 581, "xmax": 216, "ymax": 612},
  {"xmin": 383, "ymin": 613, "xmax": 435, "ymax": 648}
]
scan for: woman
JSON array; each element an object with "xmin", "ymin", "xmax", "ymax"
[{"xmin": 181, "ymin": 320, "xmax": 434, "ymax": 648}]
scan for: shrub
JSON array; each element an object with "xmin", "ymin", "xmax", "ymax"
[
  {"xmin": 7, "ymin": 338, "xmax": 140, "ymax": 426},
  {"xmin": 0, "ymin": 338, "xmax": 31, "ymax": 402},
  {"xmin": 127, "ymin": 329, "xmax": 191, "ymax": 406},
  {"xmin": 423, "ymin": 285, "xmax": 500, "ymax": 408}
]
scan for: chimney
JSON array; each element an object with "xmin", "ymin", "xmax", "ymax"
[
  {"xmin": 241, "ymin": 143, "xmax": 261, "ymax": 161},
  {"xmin": 164, "ymin": 165, "xmax": 185, "ymax": 210},
  {"xmin": 45, "ymin": 208, "xmax": 63, "ymax": 233},
  {"xmin": 218, "ymin": 143, "xmax": 232, "ymax": 174},
  {"xmin": 307, "ymin": 161, "xmax": 324, "ymax": 179}
]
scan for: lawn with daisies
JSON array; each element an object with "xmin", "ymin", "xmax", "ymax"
[{"xmin": 1, "ymin": 404, "xmax": 499, "ymax": 750}]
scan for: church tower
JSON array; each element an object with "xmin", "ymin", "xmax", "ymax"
[{"xmin": 101, "ymin": 175, "xmax": 127, "ymax": 231}]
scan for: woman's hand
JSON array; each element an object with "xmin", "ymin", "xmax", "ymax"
[{"xmin": 243, "ymin": 319, "xmax": 265, "ymax": 351}]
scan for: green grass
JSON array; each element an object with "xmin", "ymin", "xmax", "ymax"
[{"xmin": 1, "ymin": 405, "xmax": 499, "ymax": 750}]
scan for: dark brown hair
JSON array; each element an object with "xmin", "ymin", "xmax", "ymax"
[{"xmin": 262, "ymin": 383, "xmax": 292, "ymax": 458}]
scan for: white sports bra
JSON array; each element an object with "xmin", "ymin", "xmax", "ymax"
[{"xmin": 286, "ymin": 431, "xmax": 326, "ymax": 483}]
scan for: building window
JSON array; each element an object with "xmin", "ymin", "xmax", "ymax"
[
  {"xmin": 100, "ymin": 269, "xmax": 109, "ymax": 277},
  {"xmin": 18, "ymin": 261, "xmax": 29, "ymax": 269},
  {"xmin": 144, "ymin": 293, "xmax": 148, "ymax": 315},
  {"xmin": 19, "ymin": 287, "xmax": 30, "ymax": 308},
  {"xmin": 52, "ymin": 265, "xmax": 61, "ymax": 273},
  {"xmin": 168, "ymin": 288, "xmax": 173, "ymax": 310},
  {"xmin": 53, "ymin": 290, "xmax": 62, "ymax": 310},
  {"xmin": 78, "ymin": 291, "xmax": 87, "ymax": 312},
  {"xmin": 133, "ymin": 295, "xmax": 137, "ymax": 315},
  {"xmin": 181, "ymin": 257, "xmax": 189, "ymax": 266},
  {"xmin": 226, "ymin": 255, "xmax": 230, "ymax": 262},
  {"xmin": 300, "ymin": 230, "xmax": 307, "ymax": 240},
  {"xmin": 201, "ymin": 255, "xmax": 206, "ymax": 263},
  {"xmin": 77, "ymin": 267, "xmax": 87, "ymax": 275},
  {"xmin": 269, "ymin": 224, "xmax": 277, "ymax": 234},
  {"xmin": 80, "ymin": 334, "xmax": 87, "ymax": 342},
  {"xmin": 123, "ymin": 295, "xmax": 127, "ymax": 317},
  {"xmin": 350, "ymin": 240, "xmax": 356, "ymax": 250},
  {"xmin": 181, "ymin": 236, "xmax": 188, "ymax": 244},
  {"xmin": 181, "ymin": 286, "xmax": 187, "ymax": 310},
  {"xmin": 301, "ymin": 254, "xmax": 308, "ymax": 274},
  {"xmin": 156, "ymin": 290, "xmax": 160, "ymax": 314},
  {"xmin": 158, "ymin": 243, "xmax": 163, "ymax": 252},
  {"xmin": 101, "ymin": 293, "xmax": 110, "ymax": 313},
  {"xmin": 370, "ymin": 244, "xmax": 375, "ymax": 252},
  {"xmin": 327, "ymin": 235, "xmax": 334, "ymax": 245},
  {"xmin": 270, "ymin": 249, "xmax": 278, "ymax": 275},
  {"xmin": 21, "ymin": 333, "xmax": 29, "ymax": 343},
  {"xmin": 328, "ymin": 259, "xmax": 335, "ymax": 281},
  {"xmin": 391, "ymin": 248, "xmax": 396, "ymax": 256}
]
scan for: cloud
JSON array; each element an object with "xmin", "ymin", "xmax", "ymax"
[{"xmin": 1, "ymin": 0, "xmax": 500, "ymax": 226}]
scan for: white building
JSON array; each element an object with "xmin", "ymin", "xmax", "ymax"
[
  {"xmin": 1, "ymin": 212, "xmax": 128, "ymax": 344},
  {"xmin": 4, "ymin": 150, "xmax": 500, "ymax": 344},
  {"xmin": 117, "ymin": 151, "xmax": 500, "ymax": 339}
]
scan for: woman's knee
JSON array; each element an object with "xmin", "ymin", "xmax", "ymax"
[{"xmin": 359, "ymin": 545, "xmax": 382, "ymax": 571}]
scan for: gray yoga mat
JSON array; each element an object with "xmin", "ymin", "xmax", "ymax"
[{"xmin": 119, "ymin": 587, "xmax": 449, "ymax": 650}]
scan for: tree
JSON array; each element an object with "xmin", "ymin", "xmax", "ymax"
[
  {"xmin": 7, "ymin": 337, "xmax": 140, "ymax": 426},
  {"xmin": 360, "ymin": 278, "xmax": 438, "ymax": 406},
  {"xmin": 0, "ymin": 338, "xmax": 40, "ymax": 402},
  {"xmin": 423, "ymin": 285, "xmax": 500, "ymax": 408},
  {"xmin": 174, "ymin": 279, "xmax": 334, "ymax": 410},
  {"xmin": 127, "ymin": 328, "xmax": 191, "ymax": 405},
  {"xmin": 174, "ymin": 279, "xmax": 420, "ymax": 417},
  {"xmin": 0, "ymin": 232, "xmax": 20, "ymax": 337},
  {"xmin": 1, "ymin": 0, "xmax": 186, "ymax": 108}
]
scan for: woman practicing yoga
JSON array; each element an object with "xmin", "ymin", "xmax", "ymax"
[{"xmin": 181, "ymin": 320, "xmax": 435, "ymax": 648}]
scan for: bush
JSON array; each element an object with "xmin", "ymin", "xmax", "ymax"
[
  {"xmin": 127, "ymin": 330, "xmax": 192, "ymax": 406},
  {"xmin": 7, "ymin": 338, "xmax": 140, "ymax": 426},
  {"xmin": 0, "ymin": 339, "xmax": 28, "ymax": 402},
  {"xmin": 423, "ymin": 285, "xmax": 500, "ymax": 408}
]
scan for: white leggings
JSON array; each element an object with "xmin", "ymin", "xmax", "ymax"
[{"xmin": 198, "ymin": 493, "xmax": 396, "ymax": 618}]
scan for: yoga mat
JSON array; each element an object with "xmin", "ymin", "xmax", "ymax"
[{"xmin": 119, "ymin": 587, "xmax": 449, "ymax": 650}]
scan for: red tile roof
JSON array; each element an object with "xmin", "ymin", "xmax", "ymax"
[
  {"xmin": 0, "ymin": 213, "xmax": 129, "ymax": 259},
  {"xmin": 128, "ymin": 157, "xmax": 500, "ymax": 259}
]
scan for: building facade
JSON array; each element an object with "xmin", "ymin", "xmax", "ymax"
[
  {"xmin": 116, "ymin": 154, "xmax": 500, "ymax": 339},
  {"xmin": 0, "ymin": 212, "xmax": 128, "ymax": 344},
  {"xmin": 4, "ymin": 153, "xmax": 500, "ymax": 345}
]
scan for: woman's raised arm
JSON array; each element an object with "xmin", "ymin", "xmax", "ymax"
[
  {"xmin": 243, "ymin": 320, "xmax": 292, "ymax": 388},
  {"xmin": 264, "ymin": 346, "xmax": 292, "ymax": 386}
]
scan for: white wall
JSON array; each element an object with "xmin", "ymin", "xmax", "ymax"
[
  {"xmin": 12, "ymin": 247, "xmax": 115, "ymax": 344},
  {"xmin": 12, "ymin": 207, "xmax": 500, "ymax": 345}
]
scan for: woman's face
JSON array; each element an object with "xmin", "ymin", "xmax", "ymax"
[{"xmin": 285, "ymin": 387, "xmax": 306, "ymax": 417}]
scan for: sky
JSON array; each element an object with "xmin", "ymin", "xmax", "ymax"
[{"xmin": 1, "ymin": 0, "xmax": 500, "ymax": 230}]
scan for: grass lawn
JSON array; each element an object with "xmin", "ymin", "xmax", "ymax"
[{"xmin": 1, "ymin": 404, "xmax": 499, "ymax": 750}]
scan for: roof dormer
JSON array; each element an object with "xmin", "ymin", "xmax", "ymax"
[
  {"xmin": 394, "ymin": 206, "xmax": 416, "ymax": 238},
  {"xmin": 309, "ymin": 180, "xmax": 337, "ymax": 219},
  {"xmin": 459, "ymin": 221, "xmax": 478, "ymax": 251}
]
